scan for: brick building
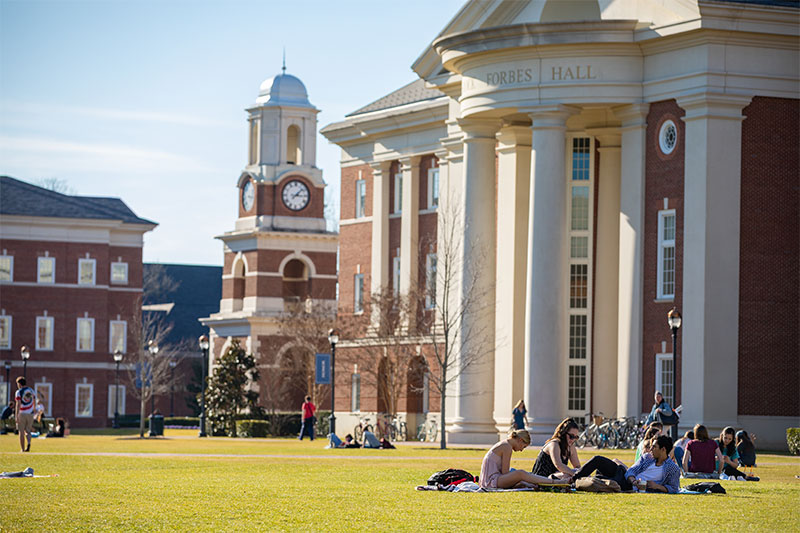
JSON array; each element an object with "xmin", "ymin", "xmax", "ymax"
[
  {"xmin": 321, "ymin": 0, "xmax": 799, "ymax": 447},
  {"xmin": 0, "ymin": 176, "xmax": 156, "ymax": 428},
  {"xmin": 200, "ymin": 70, "xmax": 338, "ymax": 413}
]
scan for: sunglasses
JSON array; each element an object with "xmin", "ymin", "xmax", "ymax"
[{"xmin": 567, "ymin": 433, "xmax": 579, "ymax": 440}]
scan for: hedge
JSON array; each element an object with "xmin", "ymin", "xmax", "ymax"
[
  {"xmin": 788, "ymin": 428, "xmax": 800, "ymax": 455},
  {"xmin": 236, "ymin": 420, "xmax": 270, "ymax": 438}
]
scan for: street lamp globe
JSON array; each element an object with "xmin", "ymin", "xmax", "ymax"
[
  {"xmin": 198, "ymin": 335, "xmax": 209, "ymax": 351},
  {"xmin": 20, "ymin": 345, "xmax": 30, "ymax": 361},
  {"xmin": 667, "ymin": 308, "xmax": 682, "ymax": 330},
  {"xmin": 147, "ymin": 340, "xmax": 159, "ymax": 356},
  {"xmin": 327, "ymin": 329, "xmax": 339, "ymax": 346},
  {"xmin": 113, "ymin": 350, "xmax": 124, "ymax": 363}
]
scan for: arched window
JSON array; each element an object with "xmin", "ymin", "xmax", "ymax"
[
  {"xmin": 282, "ymin": 258, "xmax": 310, "ymax": 310},
  {"xmin": 286, "ymin": 125, "xmax": 301, "ymax": 165},
  {"xmin": 232, "ymin": 258, "xmax": 246, "ymax": 312},
  {"xmin": 406, "ymin": 355, "xmax": 428, "ymax": 413}
]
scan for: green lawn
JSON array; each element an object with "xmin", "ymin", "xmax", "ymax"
[{"xmin": 1, "ymin": 430, "xmax": 798, "ymax": 531}]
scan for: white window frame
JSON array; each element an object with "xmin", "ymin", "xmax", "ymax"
[
  {"xmin": 35, "ymin": 382, "xmax": 52, "ymax": 416},
  {"xmin": 109, "ymin": 320, "xmax": 127, "ymax": 353},
  {"xmin": 657, "ymin": 209, "xmax": 676, "ymax": 300},
  {"xmin": 355, "ymin": 179, "xmax": 366, "ymax": 219},
  {"xmin": 353, "ymin": 273, "xmax": 364, "ymax": 314},
  {"xmin": 108, "ymin": 384, "xmax": 126, "ymax": 418},
  {"xmin": 427, "ymin": 167, "xmax": 439, "ymax": 209},
  {"xmin": 36, "ymin": 316, "xmax": 54, "ymax": 351},
  {"xmin": 78, "ymin": 258, "xmax": 96, "ymax": 286},
  {"xmin": 425, "ymin": 253, "xmax": 437, "ymax": 309},
  {"xmin": 659, "ymin": 119, "xmax": 678, "ymax": 155},
  {"xmin": 392, "ymin": 256, "xmax": 401, "ymax": 296},
  {"xmin": 0, "ymin": 314, "xmax": 11, "ymax": 350},
  {"xmin": 37, "ymin": 257, "xmax": 55, "ymax": 284},
  {"xmin": 350, "ymin": 373, "xmax": 360, "ymax": 412},
  {"xmin": 393, "ymin": 173, "xmax": 403, "ymax": 214},
  {"xmin": 76, "ymin": 317, "xmax": 95, "ymax": 352},
  {"xmin": 75, "ymin": 383, "xmax": 93, "ymax": 418},
  {"xmin": 110, "ymin": 262, "xmax": 129, "ymax": 285},
  {"xmin": 0, "ymin": 255, "xmax": 13, "ymax": 282},
  {"xmin": 655, "ymin": 353, "xmax": 675, "ymax": 408}
]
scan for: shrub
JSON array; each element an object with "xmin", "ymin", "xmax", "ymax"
[
  {"xmin": 164, "ymin": 417, "xmax": 200, "ymax": 427},
  {"xmin": 236, "ymin": 419, "xmax": 270, "ymax": 438},
  {"xmin": 788, "ymin": 428, "xmax": 800, "ymax": 455}
]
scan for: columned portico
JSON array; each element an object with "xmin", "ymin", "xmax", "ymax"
[
  {"xmin": 614, "ymin": 103, "xmax": 649, "ymax": 418},
  {"xmin": 494, "ymin": 124, "xmax": 531, "ymax": 432},
  {"xmin": 677, "ymin": 92, "xmax": 751, "ymax": 430},
  {"xmin": 524, "ymin": 105, "xmax": 575, "ymax": 443},
  {"xmin": 370, "ymin": 160, "xmax": 391, "ymax": 328},
  {"xmin": 447, "ymin": 117, "xmax": 501, "ymax": 444}
]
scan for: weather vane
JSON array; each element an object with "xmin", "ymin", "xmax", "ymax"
[{"xmin": 282, "ymin": 47, "xmax": 286, "ymax": 74}]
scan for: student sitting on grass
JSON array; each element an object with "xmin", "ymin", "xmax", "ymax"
[
  {"xmin": 736, "ymin": 430, "xmax": 757, "ymax": 470},
  {"xmin": 479, "ymin": 429, "xmax": 561, "ymax": 489},
  {"xmin": 531, "ymin": 418, "xmax": 582, "ymax": 481},
  {"xmin": 717, "ymin": 426, "xmax": 756, "ymax": 481},
  {"xmin": 625, "ymin": 435, "xmax": 681, "ymax": 493},
  {"xmin": 634, "ymin": 425, "xmax": 662, "ymax": 463},
  {"xmin": 672, "ymin": 430, "xmax": 694, "ymax": 468},
  {"xmin": 683, "ymin": 424, "xmax": 724, "ymax": 475}
]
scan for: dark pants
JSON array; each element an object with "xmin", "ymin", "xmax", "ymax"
[
  {"xmin": 723, "ymin": 464, "xmax": 747, "ymax": 478},
  {"xmin": 574, "ymin": 455, "xmax": 633, "ymax": 491},
  {"xmin": 299, "ymin": 417, "xmax": 315, "ymax": 441}
]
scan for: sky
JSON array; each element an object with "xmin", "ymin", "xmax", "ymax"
[{"xmin": 0, "ymin": 0, "xmax": 465, "ymax": 265}]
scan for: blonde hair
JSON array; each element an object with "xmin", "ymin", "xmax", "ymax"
[
  {"xmin": 514, "ymin": 399, "xmax": 525, "ymax": 409},
  {"xmin": 509, "ymin": 429, "xmax": 531, "ymax": 445}
]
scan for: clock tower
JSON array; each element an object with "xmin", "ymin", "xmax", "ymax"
[{"xmin": 201, "ymin": 68, "xmax": 338, "ymax": 411}]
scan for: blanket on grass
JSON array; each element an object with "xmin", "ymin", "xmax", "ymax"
[{"xmin": 416, "ymin": 481, "xmax": 716, "ymax": 494}]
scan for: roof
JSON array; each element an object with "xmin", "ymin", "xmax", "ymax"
[
  {"xmin": 143, "ymin": 263, "xmax": 223, "ymax": 348},
  {"xmin": 0, "ymin": 176, "xmax": 156, "ymax": 225},
  {"xmin": 346, "ymin": 79, "xmax": 445, "ymax": 117}
]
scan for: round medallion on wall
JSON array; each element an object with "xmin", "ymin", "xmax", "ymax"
[
  {"xmin": 242, "ymin": 180, "xmax": 255, "ymax": 211},
  {"xmin": 659, "ymin": 119, "xmax": 678, "ymax": 155},
  {"xmin": 281, "ymin": 179, "xmax": 310, "ymax": 211}
]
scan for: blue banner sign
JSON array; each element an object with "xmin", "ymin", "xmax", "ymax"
[{"xmin": 315, "ymin": 353, "xmax": 331, "ymax": 385}]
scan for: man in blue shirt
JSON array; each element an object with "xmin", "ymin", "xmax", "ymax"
[{"xmin": 625, "ymin": 435, "xmax": 681, "ymax": 493}]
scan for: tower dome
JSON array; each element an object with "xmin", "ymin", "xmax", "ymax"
[{"xmin": 256, "ymin": 72, "xmax": 315, "ymax": 108}]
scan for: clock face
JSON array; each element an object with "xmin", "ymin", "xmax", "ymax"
[
  {"xmin": 242, "ymin": 181, "xmax": 255, "ymax": 211},
  {"xmin": 281, "ymin": 179, "xmax": 310, "ymax": 211}
]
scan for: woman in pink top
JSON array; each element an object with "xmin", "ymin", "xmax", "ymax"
[
  {"xmin": 479, "ymin": 429, "xmax": 559, "ymax": 489},
  {"xmin": 683, "ymin": 424, "xmax": 724, "ymax": 474}
]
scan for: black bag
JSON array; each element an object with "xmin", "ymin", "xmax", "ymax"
[
  {"xmin": 686, "ymin": 482, "xmax": 726, "ymax": 494},
  {"xmin": 427, "ymin": 468, "xmax": 476, "ymax": 487}
]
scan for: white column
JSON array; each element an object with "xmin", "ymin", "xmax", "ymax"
[
  {"xmin": 446, "ymin": 117, "xmax": 501, "ymax": 444},
  {"xmin": 370, "ymin": 160, "xmax": 391, "ymax": 329},
  {"xmin": 524, "ymin": 105, "xmax": 574, "ymax": 444},
  {"xmin": 493, "ymin": 124, "xmax": 531, "ymax": 433},
  {"xmin": 614, "ymin": 103, "xmax": 649, "ymax": 418},
  {"xmin": 589, "ymin": 129, "xmax": 621, "ymax": 416},
  {"xmin": 677, "ymin": 92, "xmax": 751, "ymax": 430},
  {"xmin": 399, "ymin": 156, "xmax": 420, "ymax": 298}
]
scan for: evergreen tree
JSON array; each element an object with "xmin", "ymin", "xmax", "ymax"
[{"xmin": 204, "ymin": 340, "xmax": 260, "ymax": 437}]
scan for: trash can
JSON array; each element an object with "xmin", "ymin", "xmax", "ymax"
[{"xmin": 148, "ymin": 414, "xmax": 164, "ymax": 437}]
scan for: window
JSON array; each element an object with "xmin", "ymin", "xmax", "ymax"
[
  {"xmin": 659, "ymin": 120, "xmax": 677, "ymax": 155},
  {"xmin": 572, "ymin": 137, "xmax": 590, "ymax": 181},
  {"xmin": 355, "ymin": 179, "xmax": 366, "ymax": 218},
  {"xmin": 248, "ymin": 119, "xmax": 259, "ymax": 165},
  {"xmin": 354, "ymin": 273, "xmax": 364, "ymax": 313},
  {"xmin": 425, "ymin": 253, "xmax": 437, "ymax": 309},
  {"xmin": 286, "ymin": 124, "xmax": 301, "ymax": 164},
  {"xmin": 350, "ymin": 373, "xmax": 360, "ymax": 412},
  {"xmin": 428, "ymin": 167, "xmax": 439, "ymax": 209},
  {"xmin": 37, "ymin": 257, "xmax": 55, "ymax": 284},
  {"xmin": 78, "ymin": 258, "xmax": 96, "ymax": 285},
  {"xmin": 657, "ymin": 210, "xmax": 676, "ymax": 299},
  {"xmin": 110, "ymin": 262, "xmax": 128, "ymax": 284},
  {"xmin": 569, "ymin": 264, "xmax": 588, "ymax": 309},
  {"xmin": 570, "ymin": 187, "xmax": 589, "ymax": 231},
  {"xmin": 76, "ymin": 317, "xmax": 95, "ymax": 352},
  {"xmin": 393, "ymin": 173, "xmax": 403, "ymax": 214},
  {"xmin": 568, "ymin": 365, "xmax": 586, "ymax": 412},
  {"xmin": 569, "ymin": 314, "xmax": 587, "ymax": 359},
  {"xmin": 108, "ymin": 384, "xmax": 126, "ymax": 418},
  {"xmin": 655, "ymin": 353, "xmax": 675, "ymax": 407},
  {"xmin": 392, "ymin": 256, "xmax": 401, "ymax": 296},
  {"xmin": 109, "ymin": 321, "xmax": 127, "ymax": 353},
  {"xmin": 0, "ymin": 255, "xmax": 13, "ymax": 281},
  {"xmin": 0, "ymin": 315, "xmax": 10, "ymax": 349},
  {"xmin": 75, "ymin": 383, "xmax": 93, "ymax": 417},
  {"xmin": 36, "ymin": 316, "xmax": 54, "ymax": 350},
  {"xmin": 35, "ymin": 383, "xmax": 52, "ymax": 416}
]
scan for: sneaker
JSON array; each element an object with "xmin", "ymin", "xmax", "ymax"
[
  {"xmin": 746, "ymin": 476, "xmax": 760, "ymax": 482},
  {"xmin": 720, "ymin": 473, "xmax": 728, "ymax": 480},
  {"xmin": 737, "ymin": 476, "xmax": 746, "ymax": 481},
  {"xmin": 22, "ymin": 467, "xmax": 33, "ymax": 476}
]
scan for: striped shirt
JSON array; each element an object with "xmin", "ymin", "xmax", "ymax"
[{"xmin": 625, "ymin": 453, "xmax": 681, "ymax": 493}]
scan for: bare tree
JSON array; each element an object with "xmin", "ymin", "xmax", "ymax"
[
  {"xmin": 143, "ymin": 263, "xmax": 181, "ymax": 304},
  {"xmin": 35, "ymin": 177, "xmax": 76, "ymax": 195}
]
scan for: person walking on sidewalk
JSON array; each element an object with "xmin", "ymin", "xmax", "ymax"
[
  {"xmin": 298, "ymin": 395, "xmax": 317, "ymax": 441},
  {"xmin": 14, "ymin": 377, "xmax": 37, "ymax": 452}
]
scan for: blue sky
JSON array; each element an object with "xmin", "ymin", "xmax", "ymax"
[{"xmin": 0, "ymin": 0, "xmax": 464, "ymax": 265}]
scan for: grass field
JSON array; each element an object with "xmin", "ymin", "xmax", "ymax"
[{"xmin": 1, "ymin": 429, "xmax": 799, "ymax": 531}]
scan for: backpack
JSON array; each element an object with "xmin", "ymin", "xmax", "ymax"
[
  {"xmin": 575, "ymin": 476, "xmax": 621, "ymax": 493},
  {"xmin": 427, "ymin": 468, "xmax": 477, "ymax": 487},
  {"xmin": 686, "ymin": 481, "xmax": 726, "ymax": 494}
]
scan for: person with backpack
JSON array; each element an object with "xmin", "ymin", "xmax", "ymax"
[
  {"xmin": 14, "ymin": 377, "xmax": 37, "ymax": 452},
  {"xmin": 298, "ymin": 395, "xmax": 316, "ymax": 441},
  {"xmin": 479, "ymin": 429, "xmax": 558, "ymax": 489},
  {"xmin": 645, "ymin": 391, "xmax": 675, "ymax": 426}
]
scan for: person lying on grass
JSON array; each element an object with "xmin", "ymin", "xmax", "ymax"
[
  {"xmin": 479, "ymin": 429, "xmax": 561, "ymax": 489},
  {"xmin": 624, "ymin": 435, "xmax": 681, "ymax": 493}
]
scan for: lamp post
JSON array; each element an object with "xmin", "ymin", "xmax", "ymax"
[
  {"xmin": 4, "ymin": 361, "xmax": 11, "ymax": 404},
  {"xmin": 112, "ymin": 350, "xmax": 124, "ymax": 429},
  {"xmin": 667, "ymin": 307, "xmax": 682, "ymax": 441},
  {"xmin": 327, "ymin": 329, "xmax": 339, "ymax": 436},
  {"xmin": 147, "ymin": 341, "xmax": 159, "ymax": 414},
  {"xmin": 20, "ymin": 345, "xmax": 30, "ymax": 379},
  {"xmin": 198, "ymin": 335, "xmax": 209, "ymax": 438},
  {"xmin": 169, "ymin": 360, "xmax": 177, "ymax": 417}
]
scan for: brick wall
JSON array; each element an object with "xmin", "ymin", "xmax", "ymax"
[
  {"xmin": 641, "ymin": 100, "xmax": 685, "ymax": 412},
  {"xmin": 738, "ymin": 96, "xmax": 800, "ymax": 417}
]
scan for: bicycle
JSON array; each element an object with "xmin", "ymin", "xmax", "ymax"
[
  {"xmin": 353, "ymin": 415, "xmax": 373, "ymax": 443},
  {"xmin": 416, "ymin": 418, "xmax": 438, "ymax": 442}
]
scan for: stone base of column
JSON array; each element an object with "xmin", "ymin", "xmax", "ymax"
[
  {"xmin": 527, "ymin": 417, "xmax": 562, "ymax": 446},
  {"xmin": 446, "ymin": 418, "xmax": 500, "ymax": 445}
]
